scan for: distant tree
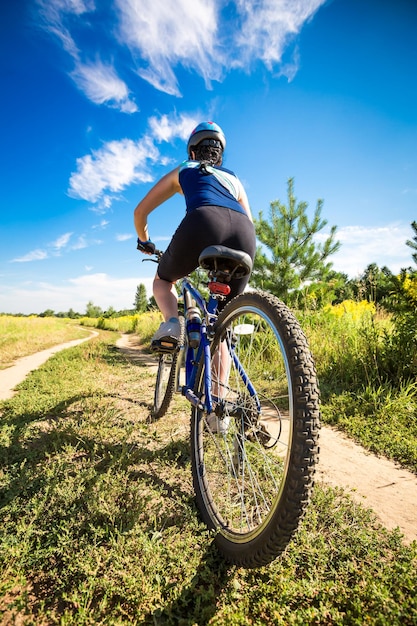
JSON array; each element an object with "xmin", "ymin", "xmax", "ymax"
[
  {"xmin": 251, "ymin": 178, "xmax": 340, "ymax": 304},
  {"xmin": 296, "ymin": 271, "xmax": 352, "ymax": 309},
  {"xmin": 103, "ymin": 306, "xmax": 117, "ymax": 318},
  {"xmin": 405, "ymin": 220, "xmax": 417, "ymax": 264},
  {"xmin": 350, "ymin": 263, "xmax": 393, "ymax": 304},
  {"xmin": 85, "ymin": 301, "xmax": 103, "ymax": 318},
  {"xmin": 147, "ymin": 296, "xmax": 158, "ymax": 310},
  {"xmin": 327, "ymin": 271, "xmax": 356, "ymax": 303},
  {"xmin": 39, "ymin": 309, "xmax": 55, "ymax": 317},
  {"xmin": 134, "ymin": 283, "xmax": 148, "ymax": 313},
  {"xmin": 382, "ymin": 221, "xmax": 417, "ymax": 316},
  {"xmin": 375, "ymin": 222, "xmax": 417, "ymax": 383},
  {"xmin": 66, "ymin": 308, "xmax": 78, "ymax": 319}
]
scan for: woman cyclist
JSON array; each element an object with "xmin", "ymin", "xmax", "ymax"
[{"xmin": 134, "ymin": 121, "xmax": 256, "ymax": 352}]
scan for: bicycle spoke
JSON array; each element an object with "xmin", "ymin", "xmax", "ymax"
[{"xmin": 191, "ymin": 291, "xmax": 320, "ymax": 567}]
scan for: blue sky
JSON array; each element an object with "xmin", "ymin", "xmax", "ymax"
[{"xmin": 1, "ymin": 0, "xmax": 416, "ymax": 315}]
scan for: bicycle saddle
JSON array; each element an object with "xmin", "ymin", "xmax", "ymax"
[{"xmin": 198, "ymin": 245, "xmax": 253, "ymax": 280}]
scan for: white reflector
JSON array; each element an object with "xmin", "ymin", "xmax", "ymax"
[{"xmin": 233, "ymin": 323, "xmax": 255, "ymax": 335}]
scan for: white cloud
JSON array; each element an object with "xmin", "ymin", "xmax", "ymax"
[
  {"xmin": 114, "ymin": 0, "xmax": 326, "ymax": 94},
  {"xmin": 10, "ymin": 232, "xmax": 102, "ymax": 265},
  {"xmin": 37, "ymin": 0, "xmax": 328, "ymax": 102},
  {"xmin": 11, "ymin": 249, "xmax": 48, "ymax": 263},
  {"xmin": 325, "ymin": 224, "xmax": 414, "ymax": 277},
  {"xmin": 89, "ymin": 195, "xmax": 116, "ymax": 215},
  {"xmin": 56, "ymin": 0, "xmax": 95, "ymax": 16},
  {"xmin": 68, "ymin": 112, "xmax": 197, "ymax": 208},
  {"xmin": 70, "ymin": 235, "xmax": 103, "ymax": 250},
  {"xmin": 70, "ymin": 60, "xmax": 137, "ymax": 112},
  {"xmin": 36, "ymin": 0, "xmax": 136, "ymax": 113},
  {"xmin": 36, "ymin": 0, "xmax": 96, "ymax": 58},
  {"xmin": 233, "ymin": 0, "xmax": 324, "ymax": 71},
  {"xmin": 0, "ymin": 273, "xmax": 154, "ymax": 315},
  {"xmin": 116, "ymin": 233, "xmax": 134, "ymax": 241},
  {"xmin": 92, "ymin": 219, "xmax": 109, "ymax": 230},
  {"xmin": 115, "ymin": 0, "xmax": 219, "ymax": 96},
  {"xmin": 50, "ymin": 232, "xmax": 73, "ymax": 250},
  {"xmin": 68, "ymin": 136, "xmax": 159, "ymax": 203},
  {"xmin": 148, "ymin": 112, "xmax": 199, "ymax": 143},
  {"xmin": 71, "ymin": 235, "xmax": 88, "ymax": 250}
]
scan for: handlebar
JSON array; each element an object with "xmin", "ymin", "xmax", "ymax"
[{"xmin": 141, "ymin": 249, "xmax": 163, "ymax": 264}]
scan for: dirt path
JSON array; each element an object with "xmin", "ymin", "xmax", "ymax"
[
  {"xmin": 116, "ymin": 335, "xmax": 417, "ymax": 544},
  {"xmin": 0, "ymin": 330, "xmax": 98, "ymax": 400},
  {"xmin": 316, "ymin": 427, "xmax": 417, "ymax": 543},
  {"xmin": 1, "ymin": 332, "xmax": 416, "ymax": 544}
]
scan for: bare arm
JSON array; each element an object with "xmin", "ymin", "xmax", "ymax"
[
  {"xmin": 134, "ymin": 167, "xmax": 182, "ymax": 241},
  {"xmin": 238, "ymin": 185, "xmax": 253, "ymax": 223}
]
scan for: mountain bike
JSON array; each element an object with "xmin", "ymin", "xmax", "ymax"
[{"xmin": 149, "ymin": 245, "xmax": 320, "ymax": 568}]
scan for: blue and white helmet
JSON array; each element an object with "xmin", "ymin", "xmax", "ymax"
[{"xmin": 187, "ymin": 121, "xmax": 226, "ymax": 157}]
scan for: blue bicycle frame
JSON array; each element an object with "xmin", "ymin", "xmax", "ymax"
[
  {"xmin": 180, "ymin": 276, "xmax": 217, "ymax": 414},
  {"xmin": 179, "ymin": 276, "xmax": 261, "ymax": 416}
]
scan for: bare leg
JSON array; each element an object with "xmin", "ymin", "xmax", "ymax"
[
  {"xmin": 211, "ymin": 340, "xmax": 231, "ymax": 400},
  {"xmin": 153, "ymin": 273, "xmax": 178, "ymax": 321},
  {"xmin": 207, "ymin": 339, "xmax": 232, "ymax": 432}
]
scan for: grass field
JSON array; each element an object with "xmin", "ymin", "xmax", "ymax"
[
  {"xmin": 1, "ymin": 326, "xmax": 416, "ymax": 625},
  {"xmin": 0, "ymin": 316, "xmax": 90, "ymax": 369}
]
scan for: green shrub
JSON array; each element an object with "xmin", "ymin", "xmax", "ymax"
[{"xmin": 79, "ymin": 312, "xmax": 162, "ymax": 345}]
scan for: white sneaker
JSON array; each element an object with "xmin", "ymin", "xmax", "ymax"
[
  {"xmin": 206, "ymin": 412, "xmax": 230, "ymax": 435},
  {"xmin": 151, "ymin": 318, "xmax": 181, "ymax": 352}
]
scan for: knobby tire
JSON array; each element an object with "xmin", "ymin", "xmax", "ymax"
[
  {"xmin": 190, "ymin": 291, "xmax": 320, "ymax": 568},
  {"xmin": 152, "ymin": 316, "xmax": 185, "ymax": 419}
]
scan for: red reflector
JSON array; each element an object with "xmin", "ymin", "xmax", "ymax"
[{"xmin": 208, "ymin": 281, "xmax": 231, "ymax": 295}]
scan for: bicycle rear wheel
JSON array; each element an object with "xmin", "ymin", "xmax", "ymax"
[
  {"xmin": 190, "ymin": 291, "xmax": 320, "ymax": 568},
  {"xmin": 152, "ymin": 316, "xmax": 185, "ymax": 419}
]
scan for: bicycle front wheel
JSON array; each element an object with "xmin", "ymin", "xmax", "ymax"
[{"xmin": 190, "ymin": 291, "xmax": 320, "ymax": 568}]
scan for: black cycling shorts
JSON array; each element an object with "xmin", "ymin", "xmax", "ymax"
[{"xmin": 157, "ymin": 205, "xmax": 256, "ymax": 303}]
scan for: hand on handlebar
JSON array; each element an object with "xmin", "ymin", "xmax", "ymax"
[{"xmin": 137, "ymin": 238, "xmax": 156, "ymax": 255}]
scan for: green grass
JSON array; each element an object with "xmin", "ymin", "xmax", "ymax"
[
  {"xmin": 299, "ymin": 308, "xmax": 417, "ymax": 472},
  {"xmin": 0, "ymin": 316, "xmax": 90, "ymax": 369},
  {"xmin": 321, "ymin": 383, "xmax": 417, "ymax": 472},
  {"xmin": 1, "ymin": 332, "xmax": 416, "ymax": 624},
  {"xmin": 79, "ymin": 310, "xmax": 162, "ymax": 340}
]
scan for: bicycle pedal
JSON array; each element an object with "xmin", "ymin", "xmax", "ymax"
[{"xmin": 151, "ymin": 338, "xmax": 179, "ymax": 353}]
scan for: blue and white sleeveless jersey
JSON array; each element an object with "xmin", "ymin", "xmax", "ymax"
[{"xmin": 178, "ymin": 160, "xmax": 246, "ymax": 215}]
